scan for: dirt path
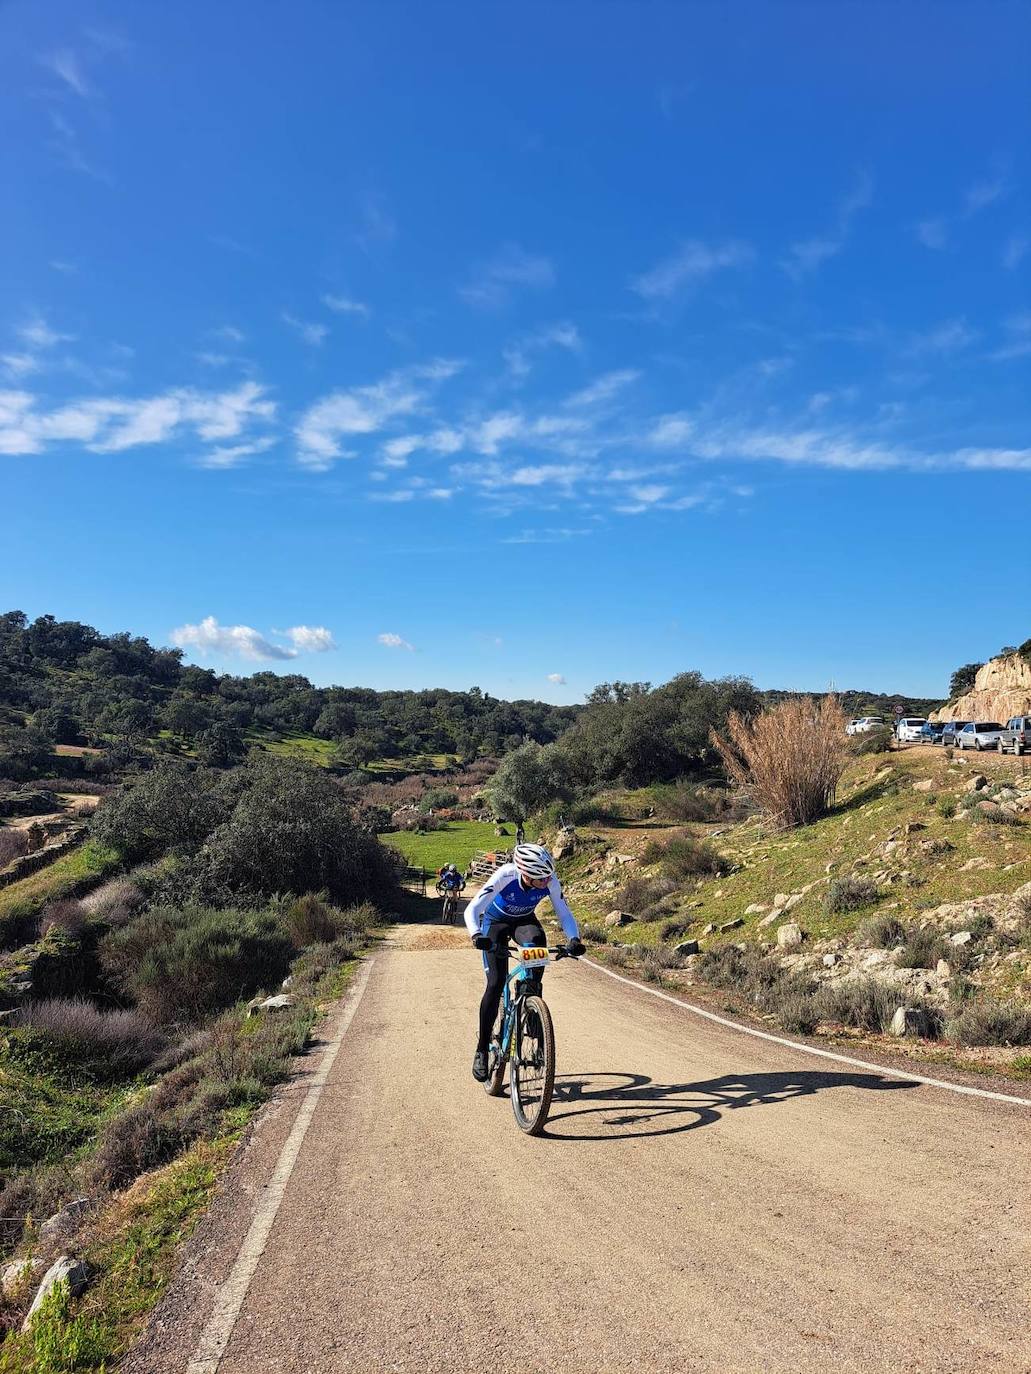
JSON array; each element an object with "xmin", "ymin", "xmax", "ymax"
[{"xmin": 128, "ymin": 926, "xmax": 1031, "ymax": 1374}]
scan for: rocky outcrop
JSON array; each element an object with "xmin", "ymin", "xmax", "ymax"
[{"xmin": 934, "ymin": 651, "xmax": 1031, "ymax": 723}]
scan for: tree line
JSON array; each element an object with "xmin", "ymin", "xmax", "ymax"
[{"xmin": 0, "ymin": 611, "xmax": 579, "ymax": 779}]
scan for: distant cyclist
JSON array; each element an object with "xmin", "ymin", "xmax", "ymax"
[
  {"xmin": 464, "ymin": 843, "xmax": 583, "ymax": 1082},
  {"xmin": 436, "ymin": 863, "xmax": 465, "ymax": 894}
]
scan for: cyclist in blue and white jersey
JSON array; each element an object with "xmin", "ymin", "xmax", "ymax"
[{"xmin": 464, "ymin": 843, "xmax": 584, "ymax": 1081}]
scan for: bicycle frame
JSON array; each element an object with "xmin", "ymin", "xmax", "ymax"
[{"xmin": 494, "ymin": 945, "xmax": 569, "ymax": 1060}]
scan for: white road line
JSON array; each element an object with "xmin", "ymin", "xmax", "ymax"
[
  {"xmin": 583, "ymin": 957, "xmax": 1031, "ymax": 1110},
  {"xmin": 185, "ymin": 958, "xmax": 375, "ymax": 1374}
]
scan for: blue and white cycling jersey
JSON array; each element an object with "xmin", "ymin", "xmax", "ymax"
[{"xmin": 463, "ymin": 863, "xmax": 580, "ymax": 941}]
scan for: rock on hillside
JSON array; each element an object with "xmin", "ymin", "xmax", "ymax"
[{"xmin": 934, "ymin": 650, "xmax": 1031, "ymax": 724}]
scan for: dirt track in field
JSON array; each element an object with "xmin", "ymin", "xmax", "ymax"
[{"xmin": 127, "ymin": 922, "xmax": 1031, "ymax": 1374}]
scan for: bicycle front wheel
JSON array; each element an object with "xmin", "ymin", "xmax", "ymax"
[{"xmin": 510, "ymin": 994, "xmax": 555, "ymax": 1135}]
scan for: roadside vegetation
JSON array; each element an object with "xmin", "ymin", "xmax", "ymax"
[{"xmin": 0, "ymin": 750, "xmax": 398, "ymax": 1360}]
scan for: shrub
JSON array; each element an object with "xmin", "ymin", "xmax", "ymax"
[
  {"xmin": 37, "ymin": 898, "xmax": 87, "ymax": 938},
  {"xmin": 580, "ymin": 922, "xmax": 608, "ymax": 944},
  {"xmin": 976, "ymin": 804, "xmax": 1022, "ymax": 827},
  {"xmin": 604, "ymin": 945, "xmax": 632, "ymax": 967},
  {"xmin": 284, "ymin": 893, "xmax": 341, "ymax": 947},
  {"xmin": 12, "ymin": 998, "xmax": 165, "ymax": 1078},
  {"xmin": 937, "ymin": 796, "xmax": 957, "ymax": 819},
  {"xmin": 777, "ymin": 991, "xmax": 820, "ymax": 1035},
  {"xmin": 615, "ymin": 875, "xmax": 677, "ymax": 915},
  {"xmin": 90, "ymin": 762, "xmax": 221, "ymax": 862},
  {"xmin": 86, "ymin": 876, "xmax": 146, "ymax": 928},
  {"xmin": 855, "ymin": 913, "xmax": 907, "ymax": 947},
  {"xmin": 897, "ymin": 927, "xmax": 948, "ymax": 969},
  {"xmin": 641, "ymin": 835, "xmax": 729, "ymax": 880},
  {"xmin": 660, "ymin": 919, "xmax": 692, "ymax": 941},
  {"xmin": 816, "ymin": 979, "xmax": 900, "ymax": 1033},
  {"xmin": 947, "ymin": 1001, "xmax": 1031, "ymax": 1047},
  {"xmin": 849, "ymin": 724, "xmax": 894, "ymax": 755},
  {"xmin": 640, "ymin": 948, "xmax": 683, "ymax": 983},
  {"xmin": 0, "ymin": 826, "xmax": 29, "ymax": 868},
  {"xmin": 826, "ymin": 877, "xmax": 881, "ymax": 916},
  {"xmin": 695, "ymin": 944, "xmax": 817, "ymax": 1026},
  {"xmin": 100, "ymin": 905, "xmax": 294, "ymax": 1024},
  {"xmin": 647, "ymin": 783, "xmax": 748, "ymax": 824},
  {"xmin": 712, "ymin": 696, "xmax": 848, "ymax": 830},
  {"xmin": 418, "ymin": 788, "xmax": 458, "ymax": 814},
  {"xmin": 90, "ymin": 1101, "xmax": 184, "ymax": 1190}
]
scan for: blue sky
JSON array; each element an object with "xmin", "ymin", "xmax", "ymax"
[{"xmin": 1, "ymin": 1, "xmax": 1028, "ymax": 703}]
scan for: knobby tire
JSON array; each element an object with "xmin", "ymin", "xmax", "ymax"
[
  {"xmin": 484, "ymin": 1000, "xmax": 507, "ymax": 1097},
  {"xmin": 510, "ymin": 994, "xmax": 555, "ymax": 1135}
]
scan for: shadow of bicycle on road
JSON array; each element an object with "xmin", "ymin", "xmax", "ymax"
[{"xmin": 542, "ymin": 1068, "xmax": 917, "ymax": 1141}]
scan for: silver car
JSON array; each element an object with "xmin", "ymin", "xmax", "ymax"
[{"xmin": 956, "ymin": 721, "xmax": 1005, "ymax": 751}]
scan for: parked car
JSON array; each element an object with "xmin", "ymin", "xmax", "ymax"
[
  {"xmin": 940, "ymin": 720, "xmax": 969, "ymax": 746},
  {"xmin": 956, "ymin": 721, "xmax": 1005, "ymax": 750},
  {"xmin": 896, "ymin": 717, "xmax": 928, "ymax": 743},
  {"xmin": 998, "ymin": 716, "xmax": 1031, "ymax": 756},
  {"xmin": 847, "ymin": 716, "xmax": 886, "ymax": 735},
  {"xmin": 918, "ymin": 721, "xmax": 945, "ymax": 744}
]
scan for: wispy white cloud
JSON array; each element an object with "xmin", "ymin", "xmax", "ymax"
[
  {"xmin": 1003, "ymin": 233, "xmax": 1029, "ymax": 270},
  {"xmin": 354, "ymin": 193, "xmax": 397, "ymax": 253},
  {"xmin": 212, "ymin": 325, "xmax": 246, "ymax": 344},
  {"xmin": 564, "ymin": 369, "xmax": 640, "ymax": 409},
  {"xmin": 908, "ymin": 318, "xmax": 978, "ymax": 355},
  {"xmin": 460, "ymin": 244, "xmax": 555, "ymax": 309},
  {"xmin": 378, "ymin": 632, "xmax": 415, "ymax": 651},
  {"xmin": 41, "ymin": 48, "xmax": 92, "ymax": 97},
  {"xmin": 503, "ymin": 321, "xmax": 580, "ymax": 377},
  {"xmin": 632, "ymin": 240, "xmax": 753, "ymax": 299},
  {"xmin": 0, "ymin": 381, "xmax": 275, "ymax": 457},
  {"xmin": 196, "ymin": 436, "xmax": 277, "ymax": 469},
  {"xmin": 546, "ymin": 673, "xmax": 566, "ymax": 685},
  {"xmin": 282, "ymin": 313, "xmax": 329, "ymax": 347},
  {"xmin": 172, "ymin": 616, "xmax": 297, "ymax": 662},
  {"xmin": 782, "ymin": 171, "xmax": 873, "ymax": 278},
  {"xmin": 323, "ymin": 295, "xmax": 371, "ymax": 319},
  {"xmin": 990, "ymin": 313, "xmax": 1031, "ymax": 362},
  {"xmin": 19, "ymin": 317, "xmax": 75, "ymax": 350},
  {"xmin": 915, "ymin": 218, "xmax": 948, "ymax": 251},
  {"xmin": 963, "ymin": 173, "xmax": 1009, "ymax": 216},
  {"xmin": 294, "ymin": 360, "xmax": 462, "ymax": 469}
]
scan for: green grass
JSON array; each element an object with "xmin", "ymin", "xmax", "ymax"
[
  {"xmin": 0, "ymin": 1137, "xmax": 230, "ymax": 1373},
  {"xmin": 0, "ymin": 842, "xmax": 121, "ymax": 935},
  {"xmin": 380, "ymin": 819, "xmax": 535, "ymax": 874},
  {"xmin": 246, "ymin": 729, "xmax": 340, "ymax": 767}
]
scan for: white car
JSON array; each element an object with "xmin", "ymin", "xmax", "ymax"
[
  {"xmin": 956, "ymin": 721, "xmax": 1005, "ymax": 751},
  {"xmin": 847, "ymin": 716, "xmax": 886, "ymax": 735},
  {"xmin": 896, "ymin": 717, "xmax": 928, "ymax": 743}
]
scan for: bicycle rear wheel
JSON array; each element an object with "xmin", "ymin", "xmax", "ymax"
[
  {"xmin": 441, "ymin": 895, "xmax": 453, "ymax": 925},
  {"xmin": 484, "ymin": 1001, "xmax": 507, "ymax": 1097},
  {"xmin": 510, "ymin": 994, "xmax": 555, "ymax": 1134}
]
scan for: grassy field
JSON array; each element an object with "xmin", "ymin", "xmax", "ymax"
[{"xmin": 380, "ymin": 819, "xmax": 535, "ymax": 874}]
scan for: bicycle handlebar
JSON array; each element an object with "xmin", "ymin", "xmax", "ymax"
[{"xmin": 504, "ymin": 944, "xmax": 580, "ymax": 960}]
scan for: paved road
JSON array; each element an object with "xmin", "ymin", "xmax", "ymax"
[{"xmin": 130, "ymin": 924, "xmax": 1031, "ymax": 1374}]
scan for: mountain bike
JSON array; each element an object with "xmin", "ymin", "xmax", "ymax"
[
  {"xmin": 437, "ymin": 883, "xmax": 462, "ymax": 925},
  {"xmin": 483, "ymin": 943, "xmax": 579, "ymax": 1135}
]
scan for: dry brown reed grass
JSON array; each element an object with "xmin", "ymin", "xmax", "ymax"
[{"xmin": 712, "ymin": 695, "xmax": 848, "ymax": 830}]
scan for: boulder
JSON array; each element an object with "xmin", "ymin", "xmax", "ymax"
[
  {"xmin": 959, "ymin": 857, "xmax": 990, "ymax": 872},
  {"xmin": 776, "ymin": 923, "xmax": 803, "ymax": 948},
  {"xmin": 701, "ymin": 923, "xmax": 716, "ymax": 936},
  {"xmin": 757, "ymin": 912, "xmax": 779, "ymax": 929},
  {"xmin": 936, "ymin": 959, "xmax": 952, "ymax": 978},
  {"xmin": 950, "ymin": 931, "xmax": 973, "ymax": 947},
  {"xmin": 965, "ymin": 774, "xmax": 988, "ymax": 793},
  {"xmin": 976, "ymin": 801, "xmax": 1006, "ymax": 822},
  {"xmin": 773, "ymin": 893, "xmax": 790, "ymax": 908},
  {"xmin": 258, "ymin": 994, "xmax": 295, "ymax": 1012},
  {"xmin": 719, "ymin": 918, "xmax": 744, "ymax": 933},
  {"xmin": 22, "ymin": 1257, "xmax": 94, "ymax": 1331},
  {"xmin": 912, "ymin": 779, "xmax": 934, "ymax": 792},
  {"xmin": 39, "ymin": 1198, "xmax": 89, "ymax": 1244},
  {"xmin": 2, "ymin": 1258, "xmax": 43, "ymax": 1297},
  {"xmin": 605, "ymin": 910, "xmax": 635, "ymax": 928},
  {"xmin": 744, "ymin": 903, "xmax": 768, "ymax": 915},
  {"xmin": 674, "ymin": 940, "xmax": 700, "ymax": 956},
  {"xmin": 822, "ymin": 952, "xmax": 842, "ymax": 968},
  {"xmin": 890, "ymin": 1007, "xmax": 933, "ymax": 1038},
  {"xmin": 781, "ymin": 893, "xmax": 804, "ymax": 913}
]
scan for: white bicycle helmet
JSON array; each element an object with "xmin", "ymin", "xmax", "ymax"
[{"xmin": 513, "ymin": 843, "xmax": 555, "ymax": 881}]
